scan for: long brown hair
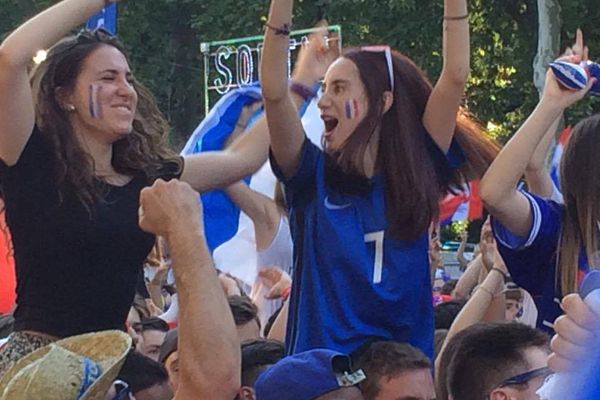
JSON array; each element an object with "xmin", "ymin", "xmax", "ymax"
[
  {"xmin": 30, "ymin": 29, "xmax": 182, "ymax": 212},
  {"xmin": 339, "ymin": 48, "xmax": 498, "ymax": 241},
  {"xmin": 557, "ymin": 114, "xmax": 600, "ymax": 295}
]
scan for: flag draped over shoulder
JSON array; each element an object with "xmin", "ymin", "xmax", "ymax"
[{"xmin": 181, "ymin": 84, "xmax": 323, "ymax": 286}]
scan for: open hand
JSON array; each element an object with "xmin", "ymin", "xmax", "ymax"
[
  {"xmin": 548, "ymin": 293, "xmax": 600, "ymax": 371},
  {"xmin": 292, "ymin": 21, "xmax": 340, "ymax": 85}
]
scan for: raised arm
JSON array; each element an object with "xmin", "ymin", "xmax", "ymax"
[
  {"xmin": 480, "ymin": 65, "xmax": 592, "ymax": 237},
  {"xmin": 225, "ymin": 182, "xmax": 281, "ymax": 250},
  {"xmin": 435, "ymin": 238, "xmax": 507, "ymax": 374},
  {"xmin": 456, "ymin": 230, "xmax": 469, "ymax": 270},
  {"xmin": 261, "ymin": 0, "xmax": 306, "ymax": 178},
  {"xmin": 453, "ymin": 254, "xmax": 482, "ymax": 299},
  {"xmin": 181, "ymin": 23, "xmax": 335, "ymax": 191},
  {"xmin": 0, "ymin": 0, "xmax": 115, "ymax": 166},
  {"xmin": 423, "ymin": 0, "xmax": 470, "ymax": 152},
  {"xmin": 524, "ymin": 116, "xmax": 561, "ymax": 198},
  {"xmin": 180, "ymin": 117, "xmax": 271, "ymax": 192},
  {"xmin": 139, "ymin": 180, "xmax": 240, "ymax": 399}
]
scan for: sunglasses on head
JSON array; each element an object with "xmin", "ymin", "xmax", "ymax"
[
  {"xmin": 77, "ymin": 27, "xmax": 116, "ymax": 42},
  {"xmin": 47, "ymin": 27, "xmax": 117, "ymax": 60},
  {"xmin": 361, "ymin": 45, "xmax": 395, "ymax": 92}
]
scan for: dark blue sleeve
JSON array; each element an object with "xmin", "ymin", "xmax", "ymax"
[
  {"xmin": 424, "ymin": 132, "xmax": 465, "ymax": 168},
  {"xmin": 492, "ymin": 191, "xmax": 563, "ymax": 296},
  {"xmin": 269, "ymin": 138, "xmax": 321, "ymax": 209}
]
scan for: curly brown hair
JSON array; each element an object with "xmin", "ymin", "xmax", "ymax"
[{"xmin": 29, "ymin": 29, "xmax": 182, "ymax": 213}]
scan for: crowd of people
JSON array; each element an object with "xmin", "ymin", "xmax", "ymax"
[{"xmin": 0, "ymin": 0, "xmax": 599, "ymax": 399}]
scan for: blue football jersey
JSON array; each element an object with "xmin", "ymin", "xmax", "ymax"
[
  {"xmin": 493, "ymin": 191, "xmax": 588, "ymax": 334},
  {"xmin": 272, "ymin": 139, "xmax": 435, "ymax": 358}
]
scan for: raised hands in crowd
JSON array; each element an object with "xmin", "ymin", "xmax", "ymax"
[{"xmin": 2, "ymin": 0, "xmax": 600, "ymax": 399}]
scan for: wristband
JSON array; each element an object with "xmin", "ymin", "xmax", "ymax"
[{"xmin": 290, "ymin": 81, "xmax": 318, "ymax": 101}]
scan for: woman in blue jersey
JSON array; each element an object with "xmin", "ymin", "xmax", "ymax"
[
  {"xmin": 480, "ymin": 35, "xmax": 598, "ymax": 335},
  {"xmin": 261, "ymin": 0, "xmax": 497, "ymax": 357}
]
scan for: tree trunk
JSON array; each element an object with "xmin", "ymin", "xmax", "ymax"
[{"xmin": 533, "ymin": 0, "xmax": 561, "ymax": 97}]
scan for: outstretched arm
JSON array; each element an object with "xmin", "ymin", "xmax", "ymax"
[
  {"xmin": 139, "ymin": 180, "xmax": 240, "ymax": 399},
  {"xmin": 261, "ymin": 0, "xmax": 306, "ymax": 178},
  {"xmin": 181, "ymin": 21, "xmax": 336, "ymax": 191},
  {"xmin": 180, "ymin": 117, "xmax": 271, "ymax": 192},
  {"xmin": 435, "ymin": 236, "xmax": 507, "ymax": 374},
  {"xmin": 480, "ymin": 65, "xmax": 592, "ymax": 237},
  {"xmin": 0, "ymin": 0, "xmax": 117, "ymax": 166},
  {"xmin": 423, "ymin": 0, "xmax": 470, "ymax": 152}
]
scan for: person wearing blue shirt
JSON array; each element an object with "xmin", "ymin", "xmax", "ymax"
[
  {"xmin": 480, "ymin": 31, "xmax": 599, "ymax": 336},
  {"xmin": 493, "ymin": 191, "xmax": 588, "ymax": 334},
  {"xmin": 260, "ymin": 0, "xmax": 498, "ymax": 358}
]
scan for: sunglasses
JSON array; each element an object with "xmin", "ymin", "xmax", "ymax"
[
  {"xmin": 488, "ymin": 366, "xmax": 552, "ymax": 398},
  {"xmin": 48, "ymin": 27, "xmax": 117, "ymax": 59},
  {"xmin": 361, "ymin": 45, "xmax": 395, "ymax": 92},
  {"xmin": 77, "ymin": 27, "xmax": 116, "ymax": 43}
]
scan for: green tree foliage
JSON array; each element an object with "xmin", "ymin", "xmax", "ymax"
[{"xmin": 1, "ymin": 0, "xmax": 598, "ymax": 149}]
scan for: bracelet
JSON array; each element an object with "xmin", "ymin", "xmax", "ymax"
[
  {"xmin": 290, "ymin": 81, "xmax": 318, "ymax": 101},
  {"xmin": 490, "ymin": 267, "xmax": 508, "ymax": 280},
  {"xmin": 265, "ymin": 22, "xmax": 291, "ymax": 36},
  {"xmin": 443, "ymin": 14, "xmax": 469, "ymax": 21},
  {"xmin": 476, "ymin": 285, "xmax": 495, "ymax": 299},
  {"xmin": 281, "ymin": 286, "xmax": 292, "ymax": 301}
]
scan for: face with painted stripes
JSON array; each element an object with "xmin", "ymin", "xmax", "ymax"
[
  {"xmin": 318, "ymin": 57, "xmax": 369, "ymax": 152},
  {"xmin": 63, "ymin": 44, "xmax": 138, "ymax": 145}
]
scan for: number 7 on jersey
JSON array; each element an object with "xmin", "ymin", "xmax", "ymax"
[{"xmin": 364, "ymin": 231, "xmax": 384, "ymax": 284}]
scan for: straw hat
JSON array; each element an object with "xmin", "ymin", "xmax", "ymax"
[{"xmin": 0, "ymin": 330, "xmax": 131, "ymax": 400}]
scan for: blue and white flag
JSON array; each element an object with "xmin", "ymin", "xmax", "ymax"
[
  {"xmin": 86, "ymin": 3, "xmax": 118, "ymax": 35},
  {"xmin": 181, "ymin": 84, "xmax": 323, "ymax": 286}
]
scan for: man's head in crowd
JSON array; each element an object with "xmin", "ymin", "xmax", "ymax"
[
  {"xmin": 255, "ymin": 348, "xmax": 366, "ymax": 400},
  {"xmin": 116, "ymin": 351, "xmax": 173, "ymax": 400},
  {"xmin": 505, "ymin": 285, "xmax": 524, "ymax": 321},
  {"xmin": 236, "ymin": 339, "xmax": 285, "ymax": 400},
  {"xmin": 135, "ymin": 317, "xmax": 170, "ymax": 362},
  {"xmin": 158, "ymin": 329, "xmax": 179, "ymax": 392},
  {"xmin": 446, "ymin": 322, "xmax": 549, "ymax": 400},
  {"xmin": 434, "ymin": 300, "xmax": 466, "ymax": 330},
  {"xmin": 354, "ymin": 341, "xmax": 434, "ymax": 400},
  {"xmin": 229, "ymin": 295, "xmax": 261, "ymax": 342}
]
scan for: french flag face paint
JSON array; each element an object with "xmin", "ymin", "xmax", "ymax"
[
  {"xmin": 88, "ymin": 84, "xmax": 103, "ymax": 119},
  {"xmin": 345, "ymin": 99, "xmax": 360, "ymax": 120}
]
